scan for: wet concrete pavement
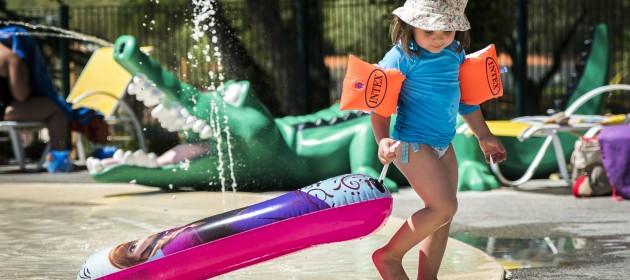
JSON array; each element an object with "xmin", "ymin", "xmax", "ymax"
[
  {"xmin": 0, "ymin": 167, "xmax": 503, "ymax": 280},
  {"xmin": 4, "ymin": 164, "xmax": 630, "ymax": 279}
]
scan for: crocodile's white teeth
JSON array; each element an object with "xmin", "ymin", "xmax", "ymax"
[
  {"xmin": 167, "ymin": 102, "xmax": 182, "ymax": 116},
  {"xmin": 86, "ymin": 157, "xmax": 103, "ymax": 173},
  {"xmin": 165, "ymin": 123, "xmax": 180, "ymax": 132},
  {"xmin": 93, "ymin": 161, "xmax": 104, "ymax": 173},
  {"xmin": 142, "ymin": 88, "xmax": 164, "ymax": 107},
  {"xmin": 132, "ymin": 150, "xmax": 148, "ymax": 166},
  {"xmin": 173, "ymin": 109, "xmax": 191, "ymax": 130},
  {"xmin": 88, "ymin": 150, "xmax": 159, "ymax": 171},
  {"xmin": 137, "ymin": 81, "xmax": 156, "ymax": 102},
  {"xmin": 172, "ymin": 117, "xmax": 185, "ymax": 128},
  {"xmin": 113, "ymin": 149, "xmax": 125, "ymax": 161},
  {"xmin": 143, "ymin": 97, "xmax": 160, "ymax": 107},
  {"xmin": 127, "ymin": 82, "xmax": 140, "ymax": 96},
  {"xmin": 222, "ymin": 83, "xmax": 246, "ymax": 105},
  {"xmin": 132, "ymin": 73, "xmax": 149, "ymax": 84},
  {"xmin": 151, "ymin": 102, "xmax": 190, "ymax": 132},
  {"xmin": 158, "ymin": 116, "xmax": 174, "ymax": 131},
  {"xmin": 181, "ymin": 123, "xmax": 192, "ymax": 131},
  {"xmin": 192, "ymin": 119, "xmax": 206, "ymax": 133},
  {"xmin": 151, "ymin": 104, "xmax": 166, "ymax": 119},
  {"xmin": 127, "ymin": 73, "xmax": 149, "ymax": 96},
  {"xmin": 146, "ymin": 153, "xmax": 158, "ymax": 168},
  {"xmin": 199, "ymin": 125, "xmax": 213, "ymax": 139},
  {"xmin": 185, "ymin": 116, "xmax": 197, "ymax": 126},
  {"xmin": 135, "ymin": 82, "xmax": 149, "ymax": 101},
  {"xmin": 132, "ymin": 74, "xmax": 203, "ymax": 135},
  {"xmin": 179, "ymin": 108, "xmax": 190, "ymax": 118},
  {"xmin": 122, "ymin": 150, "xmax": 134, "ymax": 165},
  {"xmin": 86, "ymin": 157, "xmax": 94, "ymax": 173},
  {"xmin": 183, "ymin": 116, "xmax": 198, "ymax": 132}
]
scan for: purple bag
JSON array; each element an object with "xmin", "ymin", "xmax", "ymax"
[{"xmin": 599, "ymin": 125, "xmax": 630, "ymax": 199}]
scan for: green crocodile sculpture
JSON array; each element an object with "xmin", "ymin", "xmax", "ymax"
[{"xmin": 86, "ymin": 35, "xmax": 405, "ymax": 192}]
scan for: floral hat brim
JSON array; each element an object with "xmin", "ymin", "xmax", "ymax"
[{"xmin": 393, "ymin": 0, "xmax": 471, "ymax": 31}]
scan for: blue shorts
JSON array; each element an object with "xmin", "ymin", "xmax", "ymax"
[{"xmin": 399, "ymin": 141, "xmax": 450, "ymax": 163}]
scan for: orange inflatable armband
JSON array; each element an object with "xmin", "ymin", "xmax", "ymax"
[
  {"xmin": 459, "ymin": 44, "xmax": 504, "ymax": 105},
  {"xmin": 340, "ymin": 55, "xmax": 406, "ymax": 117}
]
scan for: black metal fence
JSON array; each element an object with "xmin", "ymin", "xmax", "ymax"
[{"xmin": 10, "ymin": 0, "xmax": 630, "ymax": 121}]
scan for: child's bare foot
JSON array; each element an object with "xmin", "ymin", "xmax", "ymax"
[{"xmin": 373, "ymin": 247, "xmax": 409, "ymax": 280}]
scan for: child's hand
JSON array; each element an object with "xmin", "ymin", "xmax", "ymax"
[
  {"xmin": 477, "ymin": 134, "xmax": 507, "ymax": 163},
  {"xmin": 378, "ymin": 138, "xmax": 398, "ymax": 164}
]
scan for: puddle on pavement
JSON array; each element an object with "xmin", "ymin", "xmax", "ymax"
[{"xmin": 451, "ymin": 234, "xmax": 630, "ymax": 271}]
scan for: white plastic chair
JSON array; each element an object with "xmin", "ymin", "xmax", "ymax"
[{"xmin": 0, "ymin": 46, "xmax": 146, "ymax": 171}]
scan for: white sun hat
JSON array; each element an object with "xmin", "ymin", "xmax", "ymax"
[{"xmin": 392, "ymin": 0, "xmax": 471, "ymax": 31}]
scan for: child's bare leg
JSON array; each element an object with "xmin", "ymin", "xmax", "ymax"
[
  {"xmin": 417, "ymin": 147, "xmax": 458, "ymax": 279},
  {"xmin": 418, "ymin": 223, "xmax": 450, "ymax": 280},
  {"xmin": 373, "ymin": 144, "xmax": 458, "ymax": 280},
  {"xmin": 4, "ymin": 97, "xmax": 69, "ymax": 150}
]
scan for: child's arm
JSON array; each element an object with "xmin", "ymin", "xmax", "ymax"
[
  {"xmin": 460, "ymin": 109, "xmax": 507, "ymax": 163},
  {"xmin": 371, "ymin": 114, "xmax": 397, "ymax": 164}
]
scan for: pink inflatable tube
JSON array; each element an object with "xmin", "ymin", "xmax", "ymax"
[{"xmin": 77, "ymin": 174, "xmax": 392, "ymax": 279}]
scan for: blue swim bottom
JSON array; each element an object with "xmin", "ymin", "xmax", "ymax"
[{"xmin": 399, "ymin": 141, "xmax": 450, "ymax": 163}]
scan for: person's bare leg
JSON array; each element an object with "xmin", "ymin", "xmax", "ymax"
[
  {"xmin": 373, "ymin": 144, "xmax": 458, "ymax": 280},
  {"xmin": 417, "ymin": 223, "xmax": 450, "ymax": 280},
  {"xmin": 417, "ymin": 146, "xmax": 458, "ymax": 280},
  {"xmin": 4, "ymin": 96, "xmax": 68, "ymax": 151}
]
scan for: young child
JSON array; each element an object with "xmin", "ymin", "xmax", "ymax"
[{"xmin": 371, "ymin": 1, "xmax": 507, "ymax": 279}]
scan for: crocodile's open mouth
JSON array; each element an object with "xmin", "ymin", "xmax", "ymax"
[{"xmin": 85, "ymin": 72, "xmax": 247, "ymax": 175}]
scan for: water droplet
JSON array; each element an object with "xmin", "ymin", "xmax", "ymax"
[{"xmin": 180, "ymin": 159, "xmax": 190, "ymax": 171}]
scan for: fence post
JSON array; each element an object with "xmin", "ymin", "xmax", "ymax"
[
  {"xmin": 514, "ymin": 0, "xmax": 527, "ymax": 116},
  {"xmin": 295, "ymin": 0, "xmax": 309, "ymax": 114},
  {"xmin": 58, "ymin": 4, "xmax": 70, "ymax": 97}
]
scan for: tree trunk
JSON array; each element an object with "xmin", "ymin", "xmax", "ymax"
[
  {"xmin": 246, "ymin": 0, "xmax": 330, "ymax": 115},
  {"xmin": 245, "ymin": 0, "xmax": 300, "ymax": 116},
  {"xmin": 210, "ymin": 2, "xmax": 281, "ymax": 115},
  {"xmin": 303, "ymin": 0, "xmax": 330, "ymax": 113}
]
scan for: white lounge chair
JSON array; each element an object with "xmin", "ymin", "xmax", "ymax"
[{"xmin": 457, "ymin": 84, "xmax": 630, "ymax": 186}]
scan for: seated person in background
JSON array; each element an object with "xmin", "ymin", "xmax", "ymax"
[{"xmin": 0, "ymin": 26, "xmax": 73, "ymax": 172}]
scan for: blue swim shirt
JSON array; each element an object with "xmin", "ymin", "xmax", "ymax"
[{"xmin": 378, "ymin": 41, "xmax": 479, "ymax": 148}]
